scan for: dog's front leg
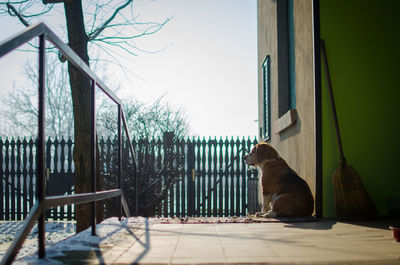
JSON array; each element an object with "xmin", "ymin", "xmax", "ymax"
[
  {"xmin": 263, "ymin": 193, "xmax": 272, "ymax": 212},
  {"xmin": 255, "ymin": 193, "xmax": 272, "ymax": 217}
]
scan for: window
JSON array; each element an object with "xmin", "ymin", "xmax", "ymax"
[
  {"xmin": 262, "ymin": 55, "xmax": 271, "ymax": 141},
  {"xmin": 277, "ymin": 0, "xmax": 296, "ymax": 118}
]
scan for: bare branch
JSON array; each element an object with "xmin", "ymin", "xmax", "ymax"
[
  {"xmin": 97, "ymin": 95, "xmax": 189, "ymax": 140},
  {"xmin": 90, "ymin": 42, "xmax": 139, "ymax": 79},
  {"xmin": 2, "ymin": 1, "xmax": 55, "ymax": 27},
  {"xmin": 88, "ymin": 0, "xmax": 133, "ymax": 41},
  {"xmin": 94, "ymin": 17, "xmax": 170, "ymax": 41},
  {"xmin": 88, "ymin": 0, "xmax": 101, "ymax": 35},
  {"xmin": 6, "ymin": 3, "xmax": 29, "ymax": 26},
  {"xmin": 1, "ymin": 54, "xmax": 74, "ymax": 138},
  {"xmin": 0, "ymin": 1, "xmax": 29, "ymax": 5},
  {"xmin": 95, "ymin": 39, "xmax": 139, "ymax": 57},
  {"xmin": 17, "ymin": 4, "xmax": 53, "ymax": 18},
  {"xmin": 42, "ymin": 0, "xmax": 64, "ymax": 3}
]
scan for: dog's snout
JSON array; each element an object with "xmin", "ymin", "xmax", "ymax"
[{"xmin": 243, "ymin": 154, "xmax": 248, "ymax": 161}]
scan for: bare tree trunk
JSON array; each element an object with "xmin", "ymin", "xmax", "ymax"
[{"xmin": 64, "ymin": 0, "xmax": 102, "ymax": 233}]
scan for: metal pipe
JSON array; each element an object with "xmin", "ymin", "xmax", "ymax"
[
  {"xmin": 90, "ymin": 79, "xmax": 96, "ymax": 236},
  {"xmin": 37, "ymin": 34, "xmax": 46, "ymax": 259},
  {"xmin": 118, "ymin": 105, "xmax": 122, "ymax": 220},
  {"xmin": 0, "ymin": 203, "xmax": 43, "ymax": 265},
  {"xmin": 120, "ymin": 111, "xmax": 138, "ymax": 215},
  {"xmin": 45, "ymin": 189, "xmax": 123, "ymax": 208}
]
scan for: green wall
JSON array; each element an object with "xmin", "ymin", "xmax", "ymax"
[{"xmin": 320, "ymin": 0, "xmax": 400, "ymax": 217}]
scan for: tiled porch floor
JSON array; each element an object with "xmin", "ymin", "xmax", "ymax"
[{"xmin": 28, "ymin": 218, "xmax": 400, "ymax": 264}]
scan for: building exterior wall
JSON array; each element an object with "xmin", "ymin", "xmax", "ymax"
[
  {"xmin": 258, "ymin": 0, "xmax": 400, "ymax": 218},
  {"xmin": 257, "ymin": 0, "xmax": 316, "ymax": 206}
]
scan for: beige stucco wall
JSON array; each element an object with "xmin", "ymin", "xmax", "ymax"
[{"xmin": 257, "ymin": 0, "xmax": 316, "ymax": 202}]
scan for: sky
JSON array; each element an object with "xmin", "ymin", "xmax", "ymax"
[{"xmin": 0, "ymin": 0, "xmax": 257, "ymax": 138}]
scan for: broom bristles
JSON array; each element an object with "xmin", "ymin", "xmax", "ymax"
[{"xmin": 333, "ymin": 160, "xmax": 377, "ymax": 220}]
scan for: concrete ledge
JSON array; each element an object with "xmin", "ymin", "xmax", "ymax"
[{"xmin": 274, "ymin": 109, "xmax": 297, "ymax": 134}]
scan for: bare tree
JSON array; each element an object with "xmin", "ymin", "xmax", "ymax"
[
  {"xmin": 0, "ymin": 0, "xmax": 170, "ymax": 232},
  {"xmin": 101, "ymin": 131, "xmax": 186, "ymax": 217},
  {"xmin": 98, "ymin": 96, "xmax": 189, "ymax": 140},
  {"xmin": 1, "ymin": 53, "xmax": 73, "ymax": 138}
]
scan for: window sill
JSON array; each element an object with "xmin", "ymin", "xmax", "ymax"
[{"xmin": 273, "ymin": 109, "xmax": 297, "ymax": 134}]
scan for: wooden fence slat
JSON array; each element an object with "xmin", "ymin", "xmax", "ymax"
[
  {"xmin": 206, "ymin": 138, "xmax": 211, "ymax": 217},
  {"xmin": 28, "ymin": 139, "xmax": 34, "ymax": 214},
  {"xmin": 22, "ymin": 139, "xmax": 28, "ymax": 219},
  {"xmin": 178, "ymin": 141, "xmax": 183, "ymax": 216},
  {"xmin": 5, "ymin": 139, "xmax": 10, "ymax": 220},
  {"xmin": 67, "ymin": 137, "xmax": 73, "ymax": 220},
  {"xmin": 54, "ymin": 138, "xmax": 60, "ymax": 220},
  {"xmin": 218, "ymin": 139, "xmax": 223, "ymax": 217},
  {"xmin": 10, "ymin": 138, "xmax": 16, "ymax": 220},
  {"xmin": 175, "ymin": 142, "xmax": 180, "ymax": 217},
  {"xmin": 241, "ymin": 138, "xmax": 247, "ymax": 216},
  {"xmin": 169, "ymin": 148, "xmax": 174, "ymax": 217},
  {"xmin": 16, "ymin": 138, "xmax": 22, "ymax": 220},
  {"xmin": 230, "ymin": 138, "xmax": 235, "ymax": 216},
  {"xmin": 195, "ymin": 139, "xmax": 200, "ymax": 216},
  {"xmin": 0, "ymin": 139, "xmax": 3, "ymax": 220},
  {"xmin": 45, "ymin": 138, "xmax": 52, "ymax": 219},
  {"xmin": 60, "ymin": 138, "xmax": 66, "ymax": 173},
  {"xmin": 211, "ymin": 139, "xmax": 217, "ymax": 217},
  {"xmin": 180, "ymin": 141, "xmax": 185, "ymax": 216},
  {"xmin": 235, "ymin": 138, "xmax": 241, "ymax": 216},
  {"xmin": 200, "ymin": 138, "xmax": 206, "ymax": 216},
  {"xmin": 223, "ymin": 138, "xmax": 229, "ymax": 217},
  {"xmin": 168, "ymin": 140, "xmax": 174, "ymax": 216},
  {"xmin": 59, "ymin": 138, "xmax": 66, "ymax": 220},
  {"xmin": 186, "ymin": 140, "xmax": 193, "ymax": 216}
]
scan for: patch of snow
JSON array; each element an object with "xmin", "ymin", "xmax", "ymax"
[
  {"xmin": 2, "ymin": 217, "xmax": 143, "ymax": 264},
  {"xmin": 0, "ymin": 220, "xmax": 76, "ymax": 263}
]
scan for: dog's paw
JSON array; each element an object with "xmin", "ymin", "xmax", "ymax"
[
  {"xmin": 255, "ymin": 212, "xmax": 269, "ymax": 218},
  {"xmin": 255, "ymin": 211, "xmax": 277, "ymax": 218},
  {"xmin": 266, "ymin": 211, "xmax": 277, "ymax": 218}
]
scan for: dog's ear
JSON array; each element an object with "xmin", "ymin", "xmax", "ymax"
[{"xmin": 257, "ymin": 143, "xmax": 279, "ymax": 160}]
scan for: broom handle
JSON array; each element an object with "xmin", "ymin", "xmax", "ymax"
[{"xmin": 321, "ymin": 39, "xmax": 345, "ymax": 161}]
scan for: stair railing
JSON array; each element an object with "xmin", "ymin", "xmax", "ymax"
[{"xmin": 0, "ymin": 22, "xmax": 138, "ymax": 265}]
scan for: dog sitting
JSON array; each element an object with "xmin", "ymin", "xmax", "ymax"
[{"xmin": 244, "ymin": 142, "xmax": 314, "ymax": 218}]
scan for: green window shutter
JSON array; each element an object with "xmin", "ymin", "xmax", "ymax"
[{"xmin": 262, "ymin": 55, "xmax": 271, "ymax": 141}]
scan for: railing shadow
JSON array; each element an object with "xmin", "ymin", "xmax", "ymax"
[{"xmin": 127, "ymin": 218, "xmax": 150, "ymax": 265}]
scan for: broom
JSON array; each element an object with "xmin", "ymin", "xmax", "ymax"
[{"xmin": 321, "ymin": 39, "xmax": 377, "ymax": 220}]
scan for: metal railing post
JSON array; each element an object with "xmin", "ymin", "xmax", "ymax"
[
  {"xmin": 120, "ymin": 111, "xmax": 138, "ymax": 216},
  {"xmin": 90, "ymin": 79, "xmax": 96, "ymax": 236},
  {"xmin": 37, "ymin": 34, "xmax": 46, "ymax": 258},
  {"xmin": 118, "ymin": 105, "xmax": 122, "ymax": 220}
]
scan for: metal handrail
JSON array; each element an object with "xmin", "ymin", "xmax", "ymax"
[{"xmin": 0, "ymin": 22, "xmax": 138, "ymax": 265}]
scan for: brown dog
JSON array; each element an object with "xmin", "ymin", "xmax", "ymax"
[{"xmin": 244, "ymin": 142, "xmax": 314, "ymax": 218}]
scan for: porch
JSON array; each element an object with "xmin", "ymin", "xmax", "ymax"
[{"xmin": 18, "ymin": 217, "xmax": 400, "ymax": 264}]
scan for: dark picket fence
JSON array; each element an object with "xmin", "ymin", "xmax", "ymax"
[
  {"xmin": 0, "ymin": 136, "xmax": 258, "ymax": 220},
  {"xmin": 181, "ymin": 138, "xmax": 259, "ymax": 217}
]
